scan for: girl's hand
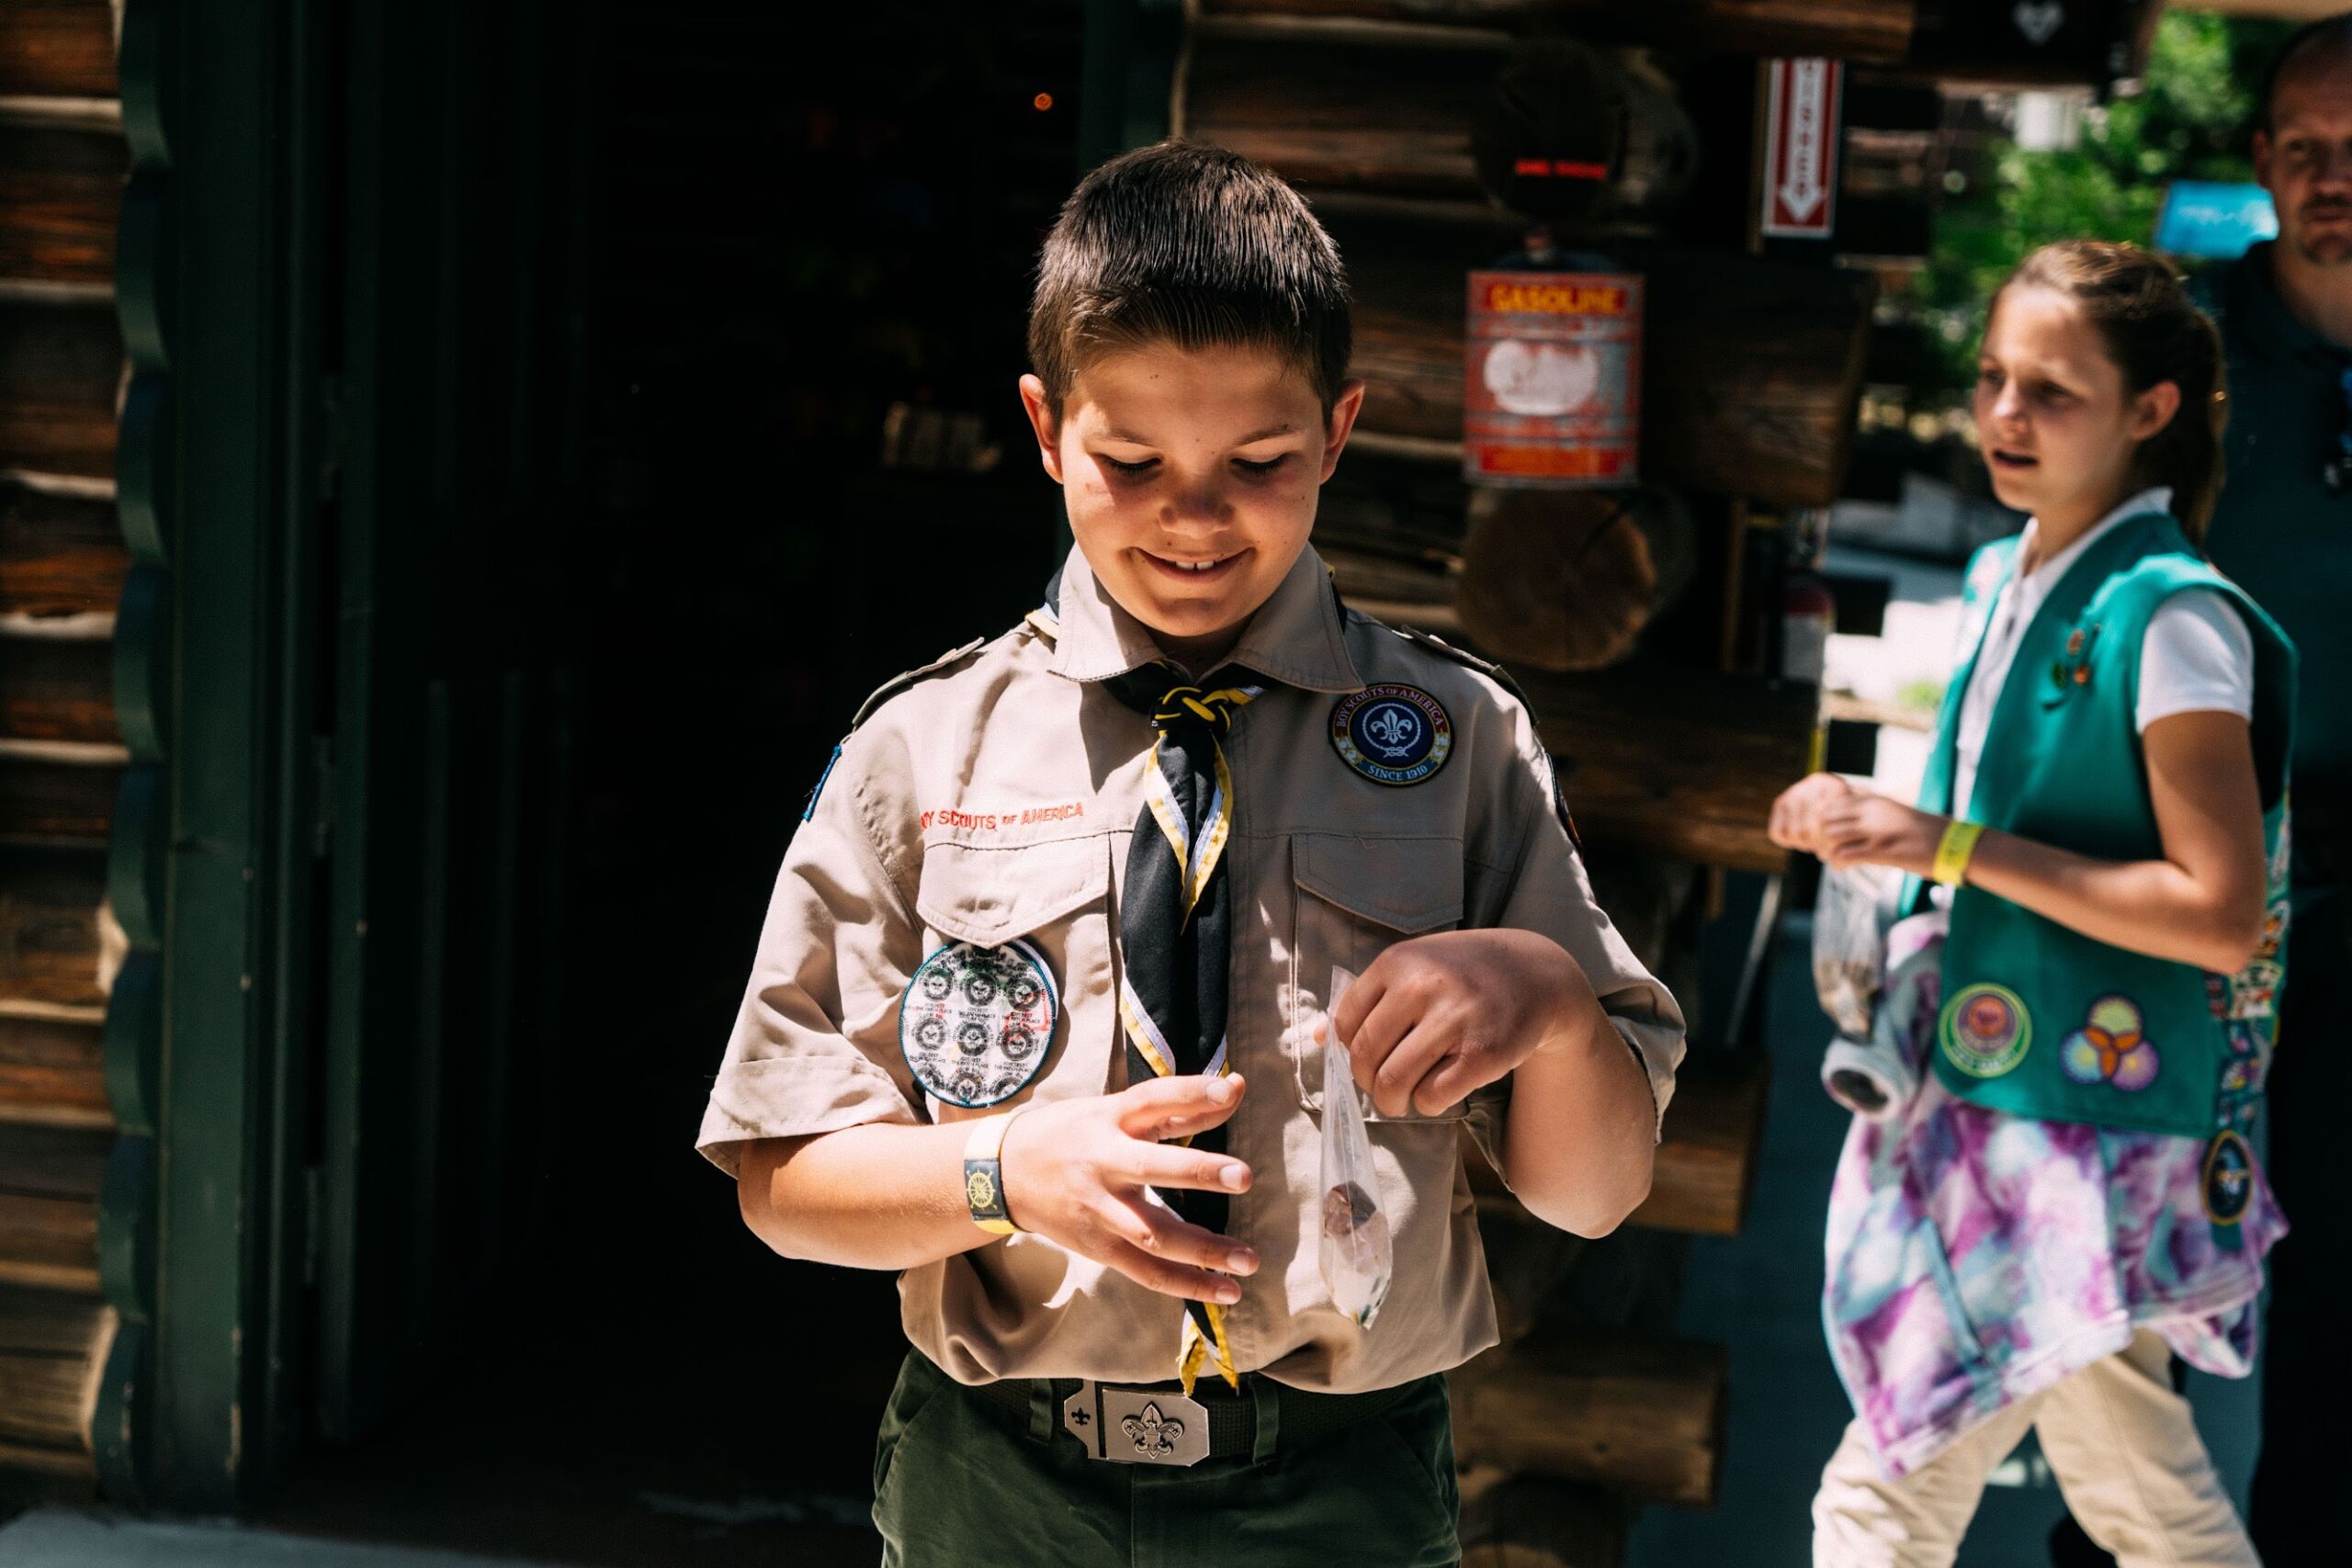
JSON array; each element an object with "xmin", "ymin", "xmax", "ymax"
[
  {"xmin": 1328, "ymin": 929, "xmax": 1600, "ymax": 1119},
  {"xmin": 995, "ymin": 1075, "xmax": 1259, "ymax": 1303},
  {"xmin": 1814, "ymin": 791, "xmax": 1946, "ymax": 877},
  {"xmin": 1769, "ymin": 772, "xmax": 1859, "ymax": 858}
]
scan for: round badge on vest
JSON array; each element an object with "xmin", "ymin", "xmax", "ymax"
[
  {"xmin": 2058, "ymin": 994, "xmax": 2160, "ymax": 1092},
  {"xmin": 898, "ymin": 938, "xmax": 1058, "ymax": 1108},
  {"xmin": 1939, "ymin": 982, "xmax": 2032, "ymax": 1079},
  {"xmin": 1331, "ymin": 684, "xmax": 1453, "ymax": 787},
  {"xmin": 2202, "ymin": 1129, "xmax": 2255, "ymax": 1226}
]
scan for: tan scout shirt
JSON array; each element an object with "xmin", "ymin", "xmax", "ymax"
[{"xmin": 696, "ymin": 544, "xmax": 1685, "ymax": 1393}]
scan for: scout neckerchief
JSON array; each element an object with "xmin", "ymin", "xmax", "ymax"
[
  {"xmin": 1035, "ymin": 567, "xmax": 1265, "ymax": 1391},
  {"xmin": 1102, "ymin": 660, "xmax": 1264, "ymax": 1392}
]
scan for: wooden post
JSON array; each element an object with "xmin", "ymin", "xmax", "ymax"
[{"xmin": 1450, "ymin": 1333, "xmax": 1729, "ymax": 1507}]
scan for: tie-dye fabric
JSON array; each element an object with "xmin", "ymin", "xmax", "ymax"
[{"xmin": 1824, "ymin": 913, "xmax": 2285, "ymax": 1478}]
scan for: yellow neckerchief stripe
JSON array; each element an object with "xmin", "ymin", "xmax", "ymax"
[
  {"xmin": 1117, "ymin": 976, "xmax": 1177, "ymax": 1081},
  {"xmin": 1142, "ymin": 751, "xmax": 1192, "ymax": 875},
  {"xmin": 1190, "ymin": 749, "xmax": 1236, "ymax": 916},
  {"xmin": 1179, "ymin": 1303, "xmax": 1240, "ymax": 1393}
]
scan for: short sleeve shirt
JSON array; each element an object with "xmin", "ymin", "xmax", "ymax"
[
  {"xmin": 695, "ymin": 543, "xmax": 1687, "ymax": 1393},
  {"xmin": 2200, "ymin": 243, "xmax": 2352, "ymax": 893}
]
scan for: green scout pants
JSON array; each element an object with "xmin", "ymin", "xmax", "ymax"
[{"xmin": 870, "ymin": 1351, "xmax": 1462, "ymax": 1568}]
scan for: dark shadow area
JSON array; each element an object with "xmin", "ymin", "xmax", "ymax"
[{"xmin": 247, "ymin": 4, "xmax": 1083, "ymax": 1558}]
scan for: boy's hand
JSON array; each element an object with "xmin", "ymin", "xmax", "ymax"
[
  {"xmin": 995, "ymin": 1075, "xmax": 1258, "ymax": 1304},
  {"xmin": 1329, "ymin": 930, "xmax": 1600, "ymax": 1119}
]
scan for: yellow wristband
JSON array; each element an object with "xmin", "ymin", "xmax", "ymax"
[
  {"xmin": 962, "ymin": 1105, "xmax": 1033, "ymax": 1235},
  {"xmin": 1932, "ymin": 820, "xmax": 1984, "ymax": 886}
]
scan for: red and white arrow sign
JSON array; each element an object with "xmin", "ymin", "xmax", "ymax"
[{"xmin": 1763, "ymin": 57, "xmax": 1842, "ymax": 239}]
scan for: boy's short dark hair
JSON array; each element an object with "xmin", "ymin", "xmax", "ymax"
[
  {"xmin": 2260, "ymin": 15, "xmax": 2352, "ymax": 133},
  {"xmin": 1027, "ymin": 141, "xmax": 1351, "ymax": 424}
]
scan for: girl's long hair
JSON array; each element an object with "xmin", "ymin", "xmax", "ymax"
[{"xmin": 1993, "ymin": 242, "xmax": 2228, "ymax": 544}]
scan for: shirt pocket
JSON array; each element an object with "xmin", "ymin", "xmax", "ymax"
[
  {"xmin": 1287, "ymin": 833, "xmax": 1467, "ymax": 1124},
  {"xmin": 910, "ymin": 835, "xmax": 1114, "ymax": 1122}
]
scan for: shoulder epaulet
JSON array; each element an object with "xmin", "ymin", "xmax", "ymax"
[
  {"xmin": 849, "ymin": 636, "xmax": 988, "ymax": 731},
  {"xmin": 1379, "ymin": 617, "xmax": 1539, "ymax": 711}
]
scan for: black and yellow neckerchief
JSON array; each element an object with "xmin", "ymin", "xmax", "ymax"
[{"xmin": 1036, "ymin": 571, "xmax": 1263, "ymax": 1391}]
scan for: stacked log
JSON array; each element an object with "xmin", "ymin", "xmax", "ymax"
[
  {"xmin": 0, "ymin": 0, "xmax": 128, "ymax": 1488},
  {"xmin": 1460, "ymin": 1475, "xmax": 1633, "ymax": 1568},
  {"xmin": 0, "ymin": 1122, "xmax": 104, "ymax": 1292},
  {"xmin": 1341, "ymin": 231, "xmax": 1877, "ymax": 508},
  {"xmin": 1450, "ymin": 1332, "xmax": 1728, "ymax": 1508},
  {"xmin": 1193, "ymin": 1, "xmax": 2158, "ymax": 86},
  {"xmin": 0, "ymin": 1285, "xmax": 111, "ymax": 1477},
  {"xmin": 1193, "ymin": 0, "xmax": 1917, "ymax": 62},
  {"xmin": 1318, "ymin": 459, "xmax": 1697, "ymax": 672}
]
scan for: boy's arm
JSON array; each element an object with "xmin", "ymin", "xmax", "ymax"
[
  {"xmin": 1332, "ymin": 928, "xmax": 1661, "ymax": 1235},
  {"xmin": 700, "ymin": 731, "xmax": 1259, "ymax": 1303},
  {"xmin": 1502, "ymin": 960, "xmax": 1662, "ymax": 1235},
  {"xmin": 1331, "ymin": 694, "xmax": 1686, "ymax": 1237},
  {"xmin": 740, "ymin": 1077, "xmax": 1257, "ymax": 1303}
]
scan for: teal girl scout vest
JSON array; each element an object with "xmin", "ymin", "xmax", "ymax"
[{"xmin": 1910, "ymin": 511, "xmax": 2297, "ymax": 1170}]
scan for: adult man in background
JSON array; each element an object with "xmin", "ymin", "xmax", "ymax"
[{"xmin": 2195, "ymin": 18, "xmax": 2352, "ymax": 1566}]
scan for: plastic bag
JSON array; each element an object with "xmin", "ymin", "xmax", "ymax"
[
  {"xmin": 1319, "ymin": 965, "xmax": 1392, "ymax": 1328},
  {"xmin": 1812, "ymin": 862, "xmax": 1901, "ymax": 1040}
]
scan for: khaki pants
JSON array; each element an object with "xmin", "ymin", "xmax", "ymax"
[{"xmin": 1813, "ymin": 1330, "xmax": 2258, "ymax": 1568}]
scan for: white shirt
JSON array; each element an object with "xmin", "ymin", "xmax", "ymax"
[{"xmin": 1949, "ymin": 487, "xmax": 2254, "ymax": 822}]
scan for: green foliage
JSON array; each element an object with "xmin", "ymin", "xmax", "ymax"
[
  {"xmin": 1895, "ymin": 677, "xmax": 1948, "ymax": 717},
  {"xmin": 1904, "ymin": 13, "xmax": 2298, "ymax": 399}
]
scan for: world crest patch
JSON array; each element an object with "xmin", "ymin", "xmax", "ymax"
[
  {"xmin": 1330, "ymin": 683, "xmax": 1453, "ymax": 787},
  {"xmin": 898, "ymin": 938, "xmax": 1058, "ymax": 1108}
]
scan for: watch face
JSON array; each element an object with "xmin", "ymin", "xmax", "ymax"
[{"xmin": 899, "ymin": 938, "xmax": 1058, "ymax": 1107}]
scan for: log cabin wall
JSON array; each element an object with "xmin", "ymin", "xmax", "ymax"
[
  {"xmin": 4, "ymin": 0, "xmax": 596, "ymax": 1509},
  {"xmin": 0, "ymin": 0, "xmax": 132, "ymax": 1494}
]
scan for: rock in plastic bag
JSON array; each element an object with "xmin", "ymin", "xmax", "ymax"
[
  {"xmin": 1812, "ymin": 862, "xmax": 1902, "ymax": 1040},
  {"xmin": 1319, "ymin": 965, "xmax": 1392, "ymax": 1328}
]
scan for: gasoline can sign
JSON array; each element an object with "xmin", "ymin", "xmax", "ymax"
[{"xmin": 1463, "ymin": 270, "xmax": 1642, "ymax": 487}]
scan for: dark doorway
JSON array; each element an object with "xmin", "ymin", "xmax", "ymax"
[{"xmin": 258, "ymin": 5, "xmax": 1083, "ymax": 1560}]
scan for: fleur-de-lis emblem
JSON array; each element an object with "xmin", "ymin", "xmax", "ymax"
[
  {"xmin": 1364, "ymin": 704, "xmax": 1419, "ymax": 759},
  {"xmin": 1121, "ymin": 1401, "xmax": 1184, "ymax": 1458}
]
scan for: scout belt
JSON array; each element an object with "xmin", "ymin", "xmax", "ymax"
[{"xmin": 970, "ymin": 1372, "xmax": 1419, "ymax": 1466}]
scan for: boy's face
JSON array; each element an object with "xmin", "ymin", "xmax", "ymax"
[{"xmin": 1020, "ymin": 343, "xmax": 1364, "ymax": 666}]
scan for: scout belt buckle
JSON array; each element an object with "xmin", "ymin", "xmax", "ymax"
[{"xmin": 1061, "ymin": 1381, "xmax": 1211, "ymax": 1466}]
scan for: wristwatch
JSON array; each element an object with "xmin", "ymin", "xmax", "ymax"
[{"xmin": 963, "ymin": 1107, "xmax": 1032, "ymax": 1235}]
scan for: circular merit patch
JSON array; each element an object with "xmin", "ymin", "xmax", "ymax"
[
  {"xmin": 1330, "ymin": 684, "xmax": 1453, "ymax": 787},
  {"xmin": 898, "ymin": 938, "xmax": 1057, "ymax": 1108},
  {"xmin": 1939, "ymin": 982, "xmax": 2031, "ymax": 1079},
  {"xmin": 2202, "ymin": 1130, "xmax": 2255, "ymax": 1226}
]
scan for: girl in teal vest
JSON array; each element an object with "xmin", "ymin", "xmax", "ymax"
[{"xmin": 1773, "ymin": 243, "xmax": 2295, "ymax": 1567}]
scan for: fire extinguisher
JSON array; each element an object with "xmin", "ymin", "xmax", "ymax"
[{"xmin": 1782, "ymin": 571, "xmax": 1836, "ymax": 687}]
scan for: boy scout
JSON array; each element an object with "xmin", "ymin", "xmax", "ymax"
[{"xmin": 696, "ymin": 141, "xmax": 1685, "ymax": 1568}]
